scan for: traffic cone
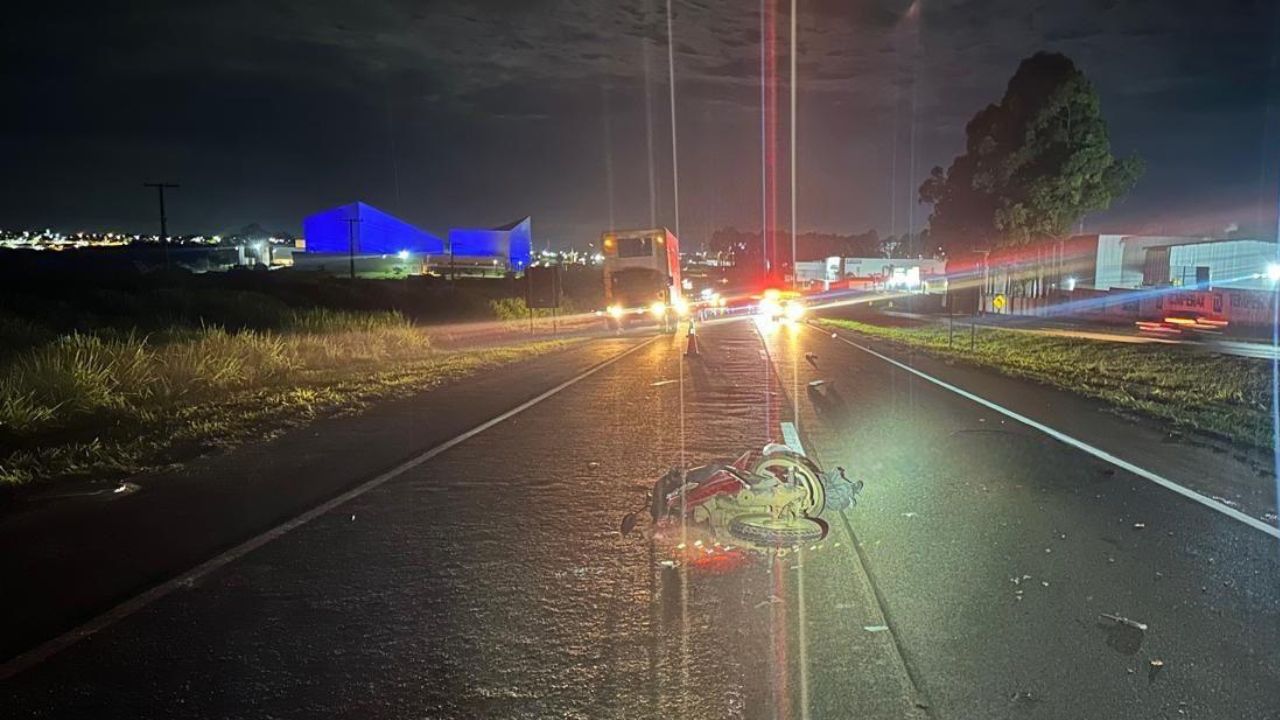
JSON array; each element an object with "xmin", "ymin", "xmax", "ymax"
[{"xmin": 685, "ymin": 319, "xmax": 700, "ymax": 357}]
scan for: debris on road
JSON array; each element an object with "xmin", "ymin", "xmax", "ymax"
[
  {"xmin": 902, "ymin": 512, "xmax": 918, "ymax": 518},
  {"xmin": 619, "ymin": 513, "xmax": 638, "ymax": 536},
  {"xmin": 587, "ymin": 461, "xmax": 600, "ymax": 469},
  {"xmin": 1009, "ymin": 691, "xmax": 1040, "ymax": 705},
  {"xmin": 804, "ymin": 352, "xmax": 818, "ymax": 368},
  {"xmin": 1100, "ymin": 614, "xmax": 1148, "ymax": 631},
  {"xmin": 650, "ymin": 379, "xmax": 678, "ymax": 387},
  {"xmin": 864, "ymin": 625, "xmax": 889, "ymax": 633},
  {"xmin": 1133, "ymin": 522, "xmax": 1146, "ymax": 529},
  {"xmin": 1098, "ymin": 612, "xmax": 1148, "ymax": 655}
]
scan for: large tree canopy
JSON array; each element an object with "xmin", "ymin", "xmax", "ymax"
[{"xmin": 919, "ymin": 52, "xmax": 1142, "ymax": 254}]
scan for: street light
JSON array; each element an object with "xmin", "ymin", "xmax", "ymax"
[{"xmin": 1266, "ymin": 262, "xmax": 1280, "ymax": 282}]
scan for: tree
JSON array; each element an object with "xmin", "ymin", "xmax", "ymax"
[{"xmin": 919, "ymin": 52, "xmax": 1142, "ymax": 254}]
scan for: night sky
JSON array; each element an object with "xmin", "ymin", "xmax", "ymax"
[{"xmin": 3, "ymin": 0, "xmax": 1279, "ymax": 248}]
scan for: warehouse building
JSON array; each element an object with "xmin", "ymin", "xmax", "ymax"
[
  {"xmin": 446, "ymin": 217, "xmax": 532, "ymax": 276},
  {"xmin": 301, "ymin": 202, "xmax": 444, "ymax": 256},
  {"xmin": 1142, "ymin": 238, "xmax": 1277, "ymax": 290}
]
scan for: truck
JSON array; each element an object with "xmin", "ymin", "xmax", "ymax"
[{"xmin": 601, "ymin": 227, "xmax": 685, "ymax": 331}]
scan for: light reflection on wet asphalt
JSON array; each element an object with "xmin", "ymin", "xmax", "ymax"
[
  {"xmin": 5, "ymin": 321, "xmax": 918, "ymax": 719},
  {"xmin": 7, "ymin": 318, "xmax": 1275, "ymax": 719}
]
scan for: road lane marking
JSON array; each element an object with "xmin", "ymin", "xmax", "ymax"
[
  {"xmin": 759, "ymin": 335, "xmax": 933, "ymax": 715},
  {"xmin": 781, "ymin": 421, "xmax": 805, "ymax": 454},
  {"xmin": 0, "ymin": 336, "xmax": 662, "ymax": 680},
  {"xmin": 816, "ymin": 325, "xmax": 1280, "ymax": 540}
]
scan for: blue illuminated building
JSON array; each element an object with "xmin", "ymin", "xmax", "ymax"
[
  {"xmin": 302, "ymin": 202, "xmax": 443, "ymax": 255},
  {"xmin": 448, "ymin": 217, "xmax": 532, "ymax": 271}
]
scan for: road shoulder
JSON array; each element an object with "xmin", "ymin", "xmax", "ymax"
[{"xmin": 0, "ymin": 336, "xmax": 648, "ymax": 663}]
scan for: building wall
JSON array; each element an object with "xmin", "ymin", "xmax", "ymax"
[
  {"xmin": 302, "ymin": 202, "xmax": 444, "ymax": 255},
  {"xmin": 1167, "ymin": 239, "xmax": 1276, "ymax": 290},
  {"xmin": 839, "ymin": 257, "xmax": 946, "ymax": 278},
  {"xmin": 1094, "ymin": 235, "xmax": 1201, "ymax": 289},
  {"xmin": 447, "ymin": 217, "xmax": 533, "ymax": 271}
]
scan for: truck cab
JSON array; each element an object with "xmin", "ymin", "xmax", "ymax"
[{"xmin": 601, "ymin": 228, "xmax": 685, "ymax": 332}]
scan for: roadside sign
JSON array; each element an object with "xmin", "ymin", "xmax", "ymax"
[
  {"xmin": 526, "ymin": 266, "xmax": 561, "ymax": 309},
  {"xmin": 992, "ymin": 293, "xmax": 1007, "ymax": 311}
]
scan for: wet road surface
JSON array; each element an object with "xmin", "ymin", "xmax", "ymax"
[{"xmin": 3, "ymin": 318, "xmax": 1278, "ymax": 718}]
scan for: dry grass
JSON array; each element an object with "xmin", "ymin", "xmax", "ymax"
[
  {"xmin": 819, "ymin": 318, "xmax": 1273, "ymax": 449},
  {"xmin": 0, "ymin": 312, "xmax": 574, "ymax": 488}
]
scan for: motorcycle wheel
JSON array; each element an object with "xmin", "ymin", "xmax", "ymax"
[
  {"xmin": 750, "ymin": 453, "xmax": 826, "ymax": 517},
  {"xmin": 728, "ymin": 514, "xmax": 826, "ymax": 547}
]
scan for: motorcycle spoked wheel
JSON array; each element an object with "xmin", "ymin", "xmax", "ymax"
[
  {"xmin": 749, "ymin": 452, "xmax": 826, "ymax": 517},
  {"xmin": 728, "ymin": 513, "xmax": 826, "ymax": 547}
]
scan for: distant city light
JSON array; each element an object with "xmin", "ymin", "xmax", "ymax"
[{"xmin": 397, "ymin": 249, "xmax": 410, "ymax": 260}]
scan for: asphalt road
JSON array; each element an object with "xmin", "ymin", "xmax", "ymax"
[{"xmin": 2, "ymin": 318, "xmax": 1278, "ymax": 718}]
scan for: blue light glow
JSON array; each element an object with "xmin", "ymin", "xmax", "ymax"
[
  {"xmin": 302, "ymin": 202, "xmax": 443, "ymax": 255},
  {"xmin": 447, "ymin": 217, "xmax": 532, "ymax": 270}
]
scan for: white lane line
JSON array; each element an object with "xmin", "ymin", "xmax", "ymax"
[
  {"xmin": 0, "ymin": 336, "xmax": 661, "ymax": 680},
  {"xmin": 781, "ymin": 421, "xmax": 805, "ymax": 455},
  {"xmin": 816, "ymin": 326, "xmax": 1280, "ymax": 540}
]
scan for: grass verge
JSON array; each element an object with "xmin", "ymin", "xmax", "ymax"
[
  {"xmin": 0, "ymin": 313, "xmax": 577, "ymax": 491},
  {"xmin": 818, "ymin": 318, "xmax": 1272, "ymax": 449}
]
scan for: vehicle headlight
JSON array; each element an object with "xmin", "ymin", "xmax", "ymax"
[
  {"xmin": 758, "ymin": 299, "xmax": 782, "ymax": 318},
  {"xmin": 672, "ymin": 297, "xmax": 689, "ymax": 316},
  {"xmin": 650, "ymin": 301, "xmax": 667, "ymax": 319},
  {"xmin": 607, "ymin": 305, "xmax": 624, "ymax": 319},
  {"xmin": 784, "ymin": 300, "xmax": 805, "ymax": 321}
]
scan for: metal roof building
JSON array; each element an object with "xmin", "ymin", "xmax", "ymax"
[
  {"xmin": 447, "ymin": 217, "xmax": 532, "ymax": 271},
  {"xmin": 302, "ymin": 202, "xmax": 444, "ymax": 256}
]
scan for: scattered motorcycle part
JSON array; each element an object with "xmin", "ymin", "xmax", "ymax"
[{"xmin": 620, "ymin": 512, "xmax": 639, "ymax": 536}]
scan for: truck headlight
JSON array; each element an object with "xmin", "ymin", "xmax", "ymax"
[
  {"xmin": 649, "ymin": 301, "xmax": 667, "ymax": 319},
  {"xmin": 784, "ymin": 300, "xmax": 805, "ymax": 321},
  {"xmin": 672, "ymin": 297, "xmax": 689, "ymax": 316},
  {"xmin": 607, "ymin": 305, "xmax": 624, "ymax": 319}
]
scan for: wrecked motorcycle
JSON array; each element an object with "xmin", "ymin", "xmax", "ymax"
[{"xmin": 621, "ymin": 443, "xmax": 862, "ymax": 549}]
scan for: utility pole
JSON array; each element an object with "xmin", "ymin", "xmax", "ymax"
[
  {"xmin": 665, "ymin": 0, "xmax": 681, "ymax": 241},
  {"xmin": 143, "ymin": 182, "xmax": 179, "ymax": 268},
  {"xmin": 344, "ymin": 217, "xmax": 362, "ymax": 279}
]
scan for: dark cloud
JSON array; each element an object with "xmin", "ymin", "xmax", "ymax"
[{"xmin": 1, "ymin": 0, "xmax": 1278, "ymax": 244}]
